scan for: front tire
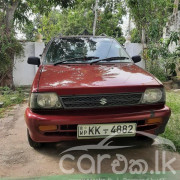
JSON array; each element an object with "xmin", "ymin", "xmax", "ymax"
[
  {"xmin": 137, "ymin": 135, "xmax": 155, "ymax": 146},
  {"xmin": 27, "ymin": 129, "xmax": 43, "ymax": 149}
]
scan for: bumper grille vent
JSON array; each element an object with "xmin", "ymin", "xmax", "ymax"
[{"xmin": 60, "ymin": 92, "xmax": 143, "ymax": 109}]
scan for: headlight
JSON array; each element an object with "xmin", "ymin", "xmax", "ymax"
[
  {"xmin": 141, "ymin": 88, "xmax": 165, "ymax": 104},
  {"xmin": 30, "ymin": 93, "xmax": 62, "ymax": 109}
]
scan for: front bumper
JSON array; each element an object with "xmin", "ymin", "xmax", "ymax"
[{"xmin": 25, "ymin": 106, "xmax": 171, "ymax": 143}]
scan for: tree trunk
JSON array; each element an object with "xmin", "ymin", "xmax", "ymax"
[
  {"xmin": 0, "ymin": 64, "xmax": 14, "ymax": 89},
  {"xmin": 141, "ymin": 28, "xmax": 145, "ymax": 45},
  {"xmin": 173, "ymin": 0, "xmax": 179, "ymax": 14},
  {"xmin": 0, "ymin": 0, "xmax": 20, "ymax": 88},
  {"xmin": 5, "ymin": 0, "xmax": 20, "ymax": 30},
  {"xmin": 141, "ymin": 28, "xmax": 147, "ymax": 69},
  {"xmin": 93, "ymin": 0, "xmax": 99, "ymax": 36}
]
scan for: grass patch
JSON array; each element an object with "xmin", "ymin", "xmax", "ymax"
[
  {"xmin": 161, "ymin": 91, "xmax": 180, "ymax": 152},
  {"xmin": 0, "ymin": 87, "xmax": 25, "ymax": 118}
]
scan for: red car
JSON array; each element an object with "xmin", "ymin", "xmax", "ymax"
[{"xmin": 25, "ymin": 35, "xmax": 171, "ymax": 148}]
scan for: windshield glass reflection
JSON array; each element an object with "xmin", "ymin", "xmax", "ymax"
[{"xmin": 45, "ymin": 37, "xmax": 130, "ymax": 64}]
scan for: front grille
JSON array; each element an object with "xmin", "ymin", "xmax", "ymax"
[{"xmin": 60, "ymin": 92, "xmax": 143, "ymax": 109}]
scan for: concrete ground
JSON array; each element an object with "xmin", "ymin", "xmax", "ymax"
[{"xmin": 0, "ymin": 103, "xmax": 180, "ymax": 179}]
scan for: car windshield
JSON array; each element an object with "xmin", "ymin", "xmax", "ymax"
[{"xmin": 44, "ymin": 37, "xmax": 131, "ymax": 64}]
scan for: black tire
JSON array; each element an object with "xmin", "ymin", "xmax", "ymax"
[
  {"xmin": 27, "ymin": 129, "xmax": 43, "ymax": 149},
  {"xmin": 137, "ymin": 135, "xmax": 155, "ymax": 146}
]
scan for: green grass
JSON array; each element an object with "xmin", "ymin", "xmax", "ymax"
[
  {"xmin": 1, "ymin": 171, "xmax": 180, "ymax": 180},
  {"xmin": 0, "ymin": 88, "xmax": 25, "ymax": 118},
  {"xmin": 161, "ymin": 91, "xmax": 180, "ymax": 152}
]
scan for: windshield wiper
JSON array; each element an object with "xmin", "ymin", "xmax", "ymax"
[
  {"xmin": 54, "ymin": 56, "xmax": 99, "ymax": 66},
  {"xmin": 90, "ymin": 56, "xmax": 130, "ymax": 65}
]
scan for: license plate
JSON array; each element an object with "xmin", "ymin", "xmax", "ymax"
[{"xmin": 77, "ymin": 123, "xmax": 136, "ymax": 139}]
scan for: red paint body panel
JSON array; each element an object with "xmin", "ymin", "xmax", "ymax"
[
  {"xmin": 26, "ymin": 62, "xmax": 170, "ymax": 143},
  {"xmin": 25, "ymin": 105, "xmax": 170, "ymax": 142},
  {"xmin": 36, "ymin": 63, "xmax": 162, "ymax": 95},
  {"xmin": 31, "ymin": 65, "xmax": 43, "ymax": 92}
]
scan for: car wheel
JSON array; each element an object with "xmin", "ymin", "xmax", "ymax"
[
  {"xmin": 137, "ymin": 136, "xmax": 155, "ymax": 146},
  {"xmin": 27, "ymin": 129, "xmax": 43, "ymax": 149}
]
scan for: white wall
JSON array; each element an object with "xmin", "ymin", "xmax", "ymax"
[
  {"xmin": 163, "ymin": 11, "xmax": 180, "ymax": 53},
  {"xmin": 125, "ymin": 43, "xmax": 145, "ymax": 69},
  {"xmin": 13, "ymin": 42, "xmax": 45, "ymax": 86}
]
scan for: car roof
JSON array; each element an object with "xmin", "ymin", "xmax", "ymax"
[{"xmin": 53, "ymin": 35, "xmax": 114, "ymax": 40}]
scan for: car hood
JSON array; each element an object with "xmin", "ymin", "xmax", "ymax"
[{"xmin": 38, "ymin": 63, "xmax": 161, "ymax": 95}]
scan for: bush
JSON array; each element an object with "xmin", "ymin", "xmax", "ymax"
[
  {"xmin": 146, "ymin": 60, "xmax": 168, "ymax": 82},
  {"xmin": 161, "ymin": 91, "xmax": 180, "ymax": 152},
  {"xmin": 130, "ymin": 28, "xmax": 141, "ymax": 43},
  {"xmin": 146, "ymin": 32, "xmax": 180, "ymax": 81},
  {"xmin": 0, "ymin": 25, "xmax": 23, "ymax": 86},
  {"xmin": 0, "ymin": 87, "xmax": 25, "ymax": 118}
]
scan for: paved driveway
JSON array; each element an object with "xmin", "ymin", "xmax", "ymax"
[{"xmin": 0, "ymin": 103, "xmax": 180, "ymax": 179}]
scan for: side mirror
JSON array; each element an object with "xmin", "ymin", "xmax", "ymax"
[
  {"xmin": 132, "ymin": 55, "xmax": 141, "ymax": 63},
  {"xmin": 27, "ymin": 57, "xmax": 40, "ymax": 67}
]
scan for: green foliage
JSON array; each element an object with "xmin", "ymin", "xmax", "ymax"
[
  {"xmin": 0, "ymin": 25, "xmax": 23, "ymax": 78},
  {"xmin": 27, "ymin": 0, "xmax": 74, "ymax": 14},
  {"xmin": 0, "ymin": 86, "xmax": 11, "ymax": 92},
  {"xmin": 126, "ymin": 0, "xmax": 179, "ymax": 82},
  {"xmin": 26, "ymin": 0, "xmax": 126, "ymax": 44},
  {"xmin": 130, "ymin": 28, "xmax": 141, "ymax": 43},
  {"xmin": 147, "ymin": 32, "xmax": 180, "ymax": 80},
  {"xmin": 126, "ymin": 0, "xmax": 173, "ymax": 43},
  {"xmin": 147, "ymin": 60, "xmax": 168, "ymax": 82},
  {"xmin": 35, "ymin": 8, "xmax": 93, "ymax": 41},
  {"xmin": 116, "ymin": 36, "xmax": 126, "ymax": 45},
  {"xmin": 0, "ymin": 87, "xmax": 25, "ymax": 117},
  {"xmin": 0, "ymin": 0, "xmax": 74, "ymax": 86},
  {"xmin": 96, "ymin": 0, "xmax": 126, "ymax": 40},
  {"xmin": 6, "ymin": 0, "xmax": 73, "ymax": 26},
  {"xmin": 162, "ymin": 91, "xmax": 180, "ymax": 152},
  {"xmin": 0, "ymin": 0, "xmax": 74, "ymax": 29},
  {"xmin": 167, "ymin": 31, "xmax": 180, "ymax": 46},
  {"xmin": 21, "ymin": 22, "xmax": 36, "ymax": 42}
]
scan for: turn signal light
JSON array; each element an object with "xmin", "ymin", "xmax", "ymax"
[
  {"xmin": 146, "ymin": 117, "xmax": 162, "ymax": 124},
  {"xmin": 39, "ymin": 125, "xmax": 57, "ymax": 131}
]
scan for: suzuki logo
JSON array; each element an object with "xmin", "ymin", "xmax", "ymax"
[{"xmin": 100, "ymin": 98, "xmax": 107, "ymax": 105}]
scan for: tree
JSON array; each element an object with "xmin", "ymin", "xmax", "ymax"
[
  {"xmin": 93, "ymin": 0, "xmax": 99, "ymax": 36},
  {"xmin": 0, "ymin": 0, "xmax": 73, "ymax": 87},
  {"xmin": 130, "ymin": 28, "xmax": 141, "ymax": 43},
  {"xmin": 126, "ymin": 0, "xmax": 173, "ymax": 44},
  {"xmin": 126, "ymin": 0, "xmax": 174, "ymax": 69},
  {"xmin": 32, "ymin": 0, "xmax": 126, "ymax": 43},
  {"xmin": 0, "ymin": 0, "xmax": 22, "ymax": 87},
  {"xmin": 96, "ymin": 0, "xmax": 126, "ymax": 43},
  {"xmin": 173, "ymin": 0, "xmax": 179, "ymax": 14}
]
